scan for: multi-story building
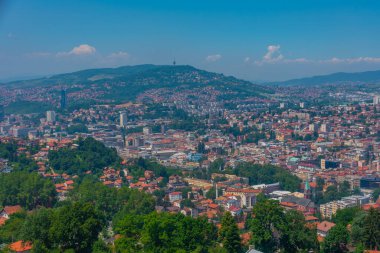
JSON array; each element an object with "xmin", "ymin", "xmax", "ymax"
[
  {"xmin": 119, "ymin": 112, "xmax": 127, "ymax": 127},
  {"xmin": 46, "ymin": 110, "xmax": 56, "ymax": 123},
  {"xmin": 373, "ymin": 95, "xmax": 380, "ymax": 105},
  {"xmin": 320, "ymin": 195, "xmax": 370, "ymax": 219}
]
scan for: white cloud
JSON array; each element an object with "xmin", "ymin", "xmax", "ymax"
[
  {"xmin": 322, "ymin": 57, "xmax": 380, "ymax": 64},
  {"xmin": 244, "ymin": 57, "xmax": 251, "ymax": 63},
  {"xmin": 108, "ymin": 51, "xmax": 129, "ymax": 59},
  {"xmin": 57, "ymin": 44, "xmax": 96, "ymax": 56},
  {"xmin": 263, "ymin": 45, "xmax": 283, "ymax": 62},
  {"xmin": 284, "ymin": 58, "xmax": 310, "ymax": 63},
  {"xmin": 206, "ymin": 54, "xmax": 222, "ymax": 62}
]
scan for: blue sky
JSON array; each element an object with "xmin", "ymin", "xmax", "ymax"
[{"xmin": 1, "ymin": 0, "xmax": 380, "ymax": 81}]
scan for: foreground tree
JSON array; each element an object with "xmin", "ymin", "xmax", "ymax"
[
  {"xmin": 250, "ymin": 199, "xmax": 284, "ymax": 252},
  {"xmin": 49, "ymin": 202, "xmax": 103, "ymax": 252},
  {"xmin": 362, "ymin": 208, "xmax": 380, "ymax": 250},
  {"xmin": 219, "ymin": 212, "xmax": 242, "ymax": 253},
  {"xmin": 279, "ymin": 210, "xmax": 318, "ymax": 253},
  {"xmin": 321, "ymin": 224, "xmax": 349, "ymax": 253}
]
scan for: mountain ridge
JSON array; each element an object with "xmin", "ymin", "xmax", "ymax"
[{"xmin": 267, "ymin": 69, "xmax": 380, "ymax": 86}]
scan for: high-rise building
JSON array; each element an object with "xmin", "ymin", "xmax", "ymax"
[
  {"xmin": 320, "ymin": 123, "xmax": 329, "ymax": 133},
  {"xmin": 60, "ymin": 90, "xmax": 66, "ymax": 109},
  {"xmin": 373, "ymin": 95, "xmax": 380, "ymax": 105},
  {"xmin": 0, "ymin": 105, "xmax": 4, "ymax": 122},
  {"xmin": 120, "ymin": 112, "xmax": 127, "ymax": 127},
  {"xmin": 46, "ymin": 111, "xmax": 56, "ymax": 123}
]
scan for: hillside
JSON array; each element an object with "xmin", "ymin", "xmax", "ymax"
[
  {"xmin": 269, "ymin": 69, "xmax": 380, "ymax": 86},
  {"xmin": 3, "ymin": 65, "xmax": 270, "ymax": 93},
  {"xmin": 1, "ymin": 65, "xmax": 273, "ymax": 113}
]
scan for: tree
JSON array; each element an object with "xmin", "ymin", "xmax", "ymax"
[
  {"xmin": 115, "ymin": 212, "xmax": 218, "ymax": 253},
  {"xmin": 219, "ymin": 212, "xmax": 242, "ymax": 253},
  {"xmin": 0, "ymin": 212, "xmax": 27, "ymax": 244},
  {"xmin": 250, "ymin": 199, "xmax": 284, "ymax": 252},
  {"xmin": 20, "ymin": 208, "xmax": 54, "ymax": 248},
  {"xmin": 333, "ymin": 207, "xmax": 362, "ymax": 226},
  {"xmin": 321, "ymin": 224, "xmax": 349, "ymax": 253},
  {"xmin": 351, "ymin": 212, "xmax": 367, "ymax": 245},
  {"xmin": 49, "ymin": 202, "xmax": 103, "ymax": 252},
  {"xmin": 48, "ymin": 137, "xmax": 121, "ymax": 175},
  {"xmin": 279, "ymin": 210, "xmax": 318, "ymax": 253},
  {"xmin": 362, "ymin": 208, "xmax": 380, "ymax": 250},
  {"xmin": 197, "ymin": 142, "xmax": 206, "ymax": 154},
  {"xmin": 372, "ymin": 188, "xmax": 380, "ymax": 202},
  {"xmin": 0, "ymin": 171, "xmax": 57, "ymax": 210}
]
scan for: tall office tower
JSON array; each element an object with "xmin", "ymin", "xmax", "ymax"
[
  {"xmin": 46, "ymin": 110, "xmax": 56, "ymax": 123},
  {"xmin": 373, "ymin": 95, "xmax": 380, "ymax": 105},
  {"xmin": 120, "ymin": 112, "xmax": 128, "ymax": 127},
  {"xmin": 0, "ymin": 105, "xmax": 4, "ymax": 122},
  {"xmin": 60, "ymin": 90, "xmax": 67, "ymax": 109},
  {"xmin": 320, "ymin": 123, "xmax": 329, "ymax": 133}
]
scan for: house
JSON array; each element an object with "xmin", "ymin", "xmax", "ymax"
[
  {"xmin": 8, "ymin": 240, "xmax": 32, "ymax": 253},
  {"xmin": 317, "ymin": 221, "xmax": 336, "ymax": 237},
  {"xmin": 168, "ymin": 192, "xmax": 183, "ymax": 202},
  {"xmin": 228, "ymin": 206, "xmax": 242, "ymax": 216},
  {"xmin": 0, "ymin": 205, "xmax": 22, "ymax": 219},
  {"xmin": 0, "ymin": 217, "xmax": 7, "ymax": 227},
  {"xmin": 280, "ymin": 195, "xmax": 316, "ymax": 214}
]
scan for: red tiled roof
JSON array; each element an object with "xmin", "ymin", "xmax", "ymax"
[
  {"xmin": 0, "ymin": 217, "xmax": 7, "ymax": 226},
  {"xmin": 317, "ymin": 221, "xmax": 336, "ymax": 233},
  {"xmin": 9, "ymin": 240, "xmax": 32, "ymax": 252},
  {"xmin": 3, "ymin": 205, "xmax": 22, "ymax": 215}
]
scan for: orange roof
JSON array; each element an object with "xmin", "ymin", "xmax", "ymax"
[
  {"xmin": 362, "ymin": 203, "xmax": 380, "ymax": 211},
  {"xmin": 240, "ymin": 232, "xmax": 251, "ymax": 245},
  {"xmin": 0, "ymin": 217, "xmax": 7, "ymax": 226},
  {"xmin": 317, "ymin": 221, "xmax": 336, "ymax": 233},
  {"xmin": 9, "ymin": 241, "xmax": 33, "ymax": 252},
  {"xmin": 280, "ymin": 202, "xmax": 297, "ymax": 208},
  {"xmin": 305, "ymin": 216, "xmax": 319, "ymax": 222},
  {"xmin": 309, "ymin": 182, "xmax": 317, "ymax": 188},
  {"xmin": 3, "ymin": 205, "xmax": 22, "ymax": 215},
  {"xmin": 208, "ymin": 203, "xmax": 219, "ymax": 209}
]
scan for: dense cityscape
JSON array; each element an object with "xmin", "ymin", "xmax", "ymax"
[
  {"xmin": 0, "ymin": 66, "xmax": 379, "ymax": 252},
  {"xmin": 2, "ymin": 1, "xmax": 380, "ymax": 253}
]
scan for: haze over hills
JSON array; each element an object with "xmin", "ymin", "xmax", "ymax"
[{"xmin": 268, "ymin": 69, "xmax": 380, "ymax": 86}]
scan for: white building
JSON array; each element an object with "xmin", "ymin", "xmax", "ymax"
[
  {"xmin": 46, "ymin": 111, "xmax": 56, "ymax": 123},
  {"xmin": 373, "ymin": 95, "xmax": 380, "ymax": 105},
  {"xmin": 119, "ymin": 112, "xmax": 127, "ymax": 127},
  {"xmin": 143, "ymin": 127, "xmax": 152, "ymax": 135}
]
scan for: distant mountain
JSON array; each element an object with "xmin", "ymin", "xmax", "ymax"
[
  {"xmin": 1, "ymin": 65, "xmax": 273, "ymax": 109},
  {"xmin": 268, "ymin": 69, "xmax": 380, "ymax": 86}
]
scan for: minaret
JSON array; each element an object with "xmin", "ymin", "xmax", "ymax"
[{"xmin": 215, "ymin": 183, "xmax": 218, "ymax": 199}]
